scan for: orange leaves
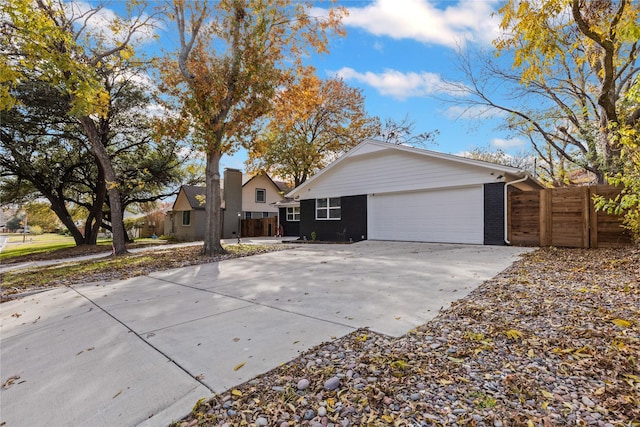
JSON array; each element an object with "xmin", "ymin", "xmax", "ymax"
[{"xmin": 247, "ymin": 65, "xmax": 380, "ymax": 184}]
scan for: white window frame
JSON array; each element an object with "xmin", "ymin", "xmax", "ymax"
[
  {"xmin": 255, "ymin": 188, "xmax": 266, "ymax": 203},
  {"xmin": 316, "ymin": 197, "xmax": 341, "ymax": 220},
  {"xmin": 182, "ymin": 210, "xmax": 191, "ymax": 226},
  {"xmin": 286, "ymin": 206, "xmax": 300, "ymax": 222}
]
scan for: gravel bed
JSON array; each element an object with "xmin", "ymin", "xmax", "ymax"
[{"xmin": 173, "ymin": 247, "xmax": 639, "ymax": 427}]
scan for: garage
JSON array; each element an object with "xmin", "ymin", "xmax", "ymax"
[
  {"xmin": 368, "ymin": 186, "xmax": 484, "ymax": 244},
  {"xmin": 286, "ymin": 139, "xmax": 543, "ymax": 245}
]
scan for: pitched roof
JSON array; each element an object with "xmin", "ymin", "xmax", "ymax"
[
  {"xmin": 287, "ymin": 139, "xmax": 542, "ymax": 198},
  {"xmin": 242, "ymin": 172, "xmax": 291, "ymax": 193},
  {"xmin": 179, "ymin": 185, "xmax": 206, "ymax": 210}
]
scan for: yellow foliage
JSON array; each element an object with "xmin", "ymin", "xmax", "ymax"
[
  {"xmin": 611, "ymin": 318, "xmax": 632, "ymax": 328},
  {"xmin": 505, "ymin": 329, "xmax": 524, "ymax": 340}
]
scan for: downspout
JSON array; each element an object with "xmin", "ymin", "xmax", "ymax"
[{"xmin": 504, "ymin": 175, "xmax": 529, "ymax": 245}]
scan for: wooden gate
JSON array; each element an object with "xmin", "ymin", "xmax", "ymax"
[
  {"xmin": 508, "ymin": 185, "xmax": 632, "ymax": 248},
  {"xmin": 241, "ymin": 217, "xmax": 277, "ymax": 237}
]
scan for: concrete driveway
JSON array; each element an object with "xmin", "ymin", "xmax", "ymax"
[{"xmin": 0, "ymin": 241, "xmax": 532, "ymax": 427}]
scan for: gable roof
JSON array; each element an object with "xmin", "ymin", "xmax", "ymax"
[
  {"xmin": 175, "ymin": 185, "xmax": 206, "ymax": 210},
  {"xmin": 242, "ymin": 172, "xmax": 291, "ymax": 193},
  {"xmin": 286, "ymin": 139, "xmax": 542, "ymax": 199}
]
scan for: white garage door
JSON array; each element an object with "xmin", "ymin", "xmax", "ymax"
[{"xmin": 368, "ymin": 186, "xmax": 484, "ymax": 244}]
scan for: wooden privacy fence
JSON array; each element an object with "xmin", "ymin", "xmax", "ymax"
[
  {"xmin": 241, "ymin": 217, "xmax": 277, "ymax": 237},
  {"xmin": 508, "ymin": 185, "xmax": 633, "ymax": 248}
]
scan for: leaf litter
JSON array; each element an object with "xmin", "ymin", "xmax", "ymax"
[{"xmin": 173, "ymin": 247, "xmax": 639, "ymax": 426}]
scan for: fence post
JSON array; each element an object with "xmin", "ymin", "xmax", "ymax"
[
  {"xmin": 539, "ymin": 188, "xmax": 552, "ymax": 246},
  {"xmin": 589, "ymin": 186, "xmax": 598, "ymax": 249},
  {"xmin": 580, "ymin": 186, "xmax": 590, "ymax": 248}
]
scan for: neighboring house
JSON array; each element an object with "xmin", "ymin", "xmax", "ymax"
[
  {"xmin": 165, "ymin": 168, "xmax": 243, "ymax": 241},
  {"xmin": 285, "ymin": 139, "xmax": 543, "ymax": 245},
  {"xmin": 241, "ymin": 173, "xmax": 288, "ymax": 219},
  {"xmin": 165, "ymin": 169, "xmax": 293, "ymax": 241},
  {"xmin": 164, "ymin": 184, "xmax": 208, "ymax": 241}
]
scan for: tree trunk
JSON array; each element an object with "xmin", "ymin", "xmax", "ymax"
[
  {"xmin": 78, "ymin": 116, "xmax": 128, "ymax": 255},
  {"xmin": 85, "ymin": 160, "xmax": 106, "ymax": 245},
  {"xmin": 48, "ymin": 197, "xmax": 85, "ymax": 245},
  {"xmin": 202, "ymin": 149, "xmax": 225, "ymax": 255}
]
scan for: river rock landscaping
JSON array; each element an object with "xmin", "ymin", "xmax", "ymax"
[{"xmin": 173, "ymin": 247, "xmax": 639, "ymax": 427}]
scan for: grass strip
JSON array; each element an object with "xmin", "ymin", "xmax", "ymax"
[{"xmin": 1, "ymin": 244, "xmax": 287, "ymax": 297}]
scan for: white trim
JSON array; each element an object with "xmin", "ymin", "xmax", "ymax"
[
  {"xmin": 286, "ymin": 206, "xmax": 300, "ymax": 222},
  {"xmin": 315, "ymin": 197, "xmax": 341, "ymax": 221}
]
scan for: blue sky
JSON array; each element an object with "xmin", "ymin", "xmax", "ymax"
[{"xmin": 92, "ymin": 0, "xmax": 527, "ymax": 172}]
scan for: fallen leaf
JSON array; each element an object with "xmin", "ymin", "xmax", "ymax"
[
  {"xmin": 112, "ymin": 390, "xmax": 122, "ymax": 399},
  {"xmin": 541, "ymin": 390, "xmax": 554, "ymax": 399},
  {"xmin": 231, "ymin": 389, "xmax": 242, "ymax": 397},
  {"xmin": 611, "ymin": 318, "xmax": 632, "ymax": 328},
  {"xmin": 505, "ymin": 329, "xmax": 524, "ymax": 340},
  {"xmin": 233, "ymin": 362, "xmax": 246, "ymax": 371},
  {"xmin": 2, "ymin": 375, "xmax": 20, "ymax": 390}
]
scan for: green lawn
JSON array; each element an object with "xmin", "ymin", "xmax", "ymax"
[{"xmin": 0, "ymin": 233, "xmax": 111, "ymax": 261}]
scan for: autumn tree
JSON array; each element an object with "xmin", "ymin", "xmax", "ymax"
[
  {"xmin": 161, "ymin": 0, "xmax": 346, "ymax": 255},
  {"xmin": 1, "ymin": 0, "xmax": 158, "ymax": 254},
  {"xmin": 23, "ymin": 201, "xmax": 62, "ymax": 232},
  {"xmin": 595, "ymin": 77, "xmax": 640, "ymax": 240},
  {"xmin": 448, "ymin": 0, "xmax": 639, "ymax": 185},
  {"xmin": 1, "ymin": 49, "xmax": 194, "ymax": 245},
  {"xmin": 247, "ymin": 68, "xmax": 379, "ymax": 186}
]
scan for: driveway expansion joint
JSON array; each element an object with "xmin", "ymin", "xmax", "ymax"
[
  {"xmin": 69, "ymin": 285, "xmax": 216, "ymax": 394},
  {"xmin": 153, "ymin": 275, "xmax": 360, "ymax": 333}
]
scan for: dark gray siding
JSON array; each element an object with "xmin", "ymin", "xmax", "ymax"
[
  {"xmin": 300, "ymin": 195, "xmax": 367, "ymax": 242},
  {"xmin": 484, "ymin": 182, "xmax": 505, "ymax": 245},
  {"xmin": 278, "ymin": 207, "xmax": 300, "ymax": 237}
]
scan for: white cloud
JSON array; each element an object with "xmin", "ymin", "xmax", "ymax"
[
  {"xmin": 339, "ymin": 0, "xmax": 501, "ymax": 48},
  {"xmin": 333, "ymin": 67, "xmax": 458, "ymax": 100},
  {"xmin": 65, "ymin": 2, "xmax": 160, "ymax": 48},
  {"xmin": 491, "ymin": 137, "xmax": 526, "ymax": 149}
]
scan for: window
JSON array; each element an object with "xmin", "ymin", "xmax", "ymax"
[
  {"xmin": 286, "ymin": 206, "xmax": 300, "ymax": 222},
  {"xmin": 263, "ymin": 212, "xmax": 270, "ymax": 218},
  {"xmin": 245, "ymin": 212, "xmax": 252, "ymax": 219},
  {"xmin": 182, "ymin": 211, "xmax": 191, "ymax": 226},
  {"xmin": 255, "ymin": 188, "xmax": 266, "ymax": 203},
  {"xmin": 316, "ymin": 197, "xmax": 341, "ymax": 220}
]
